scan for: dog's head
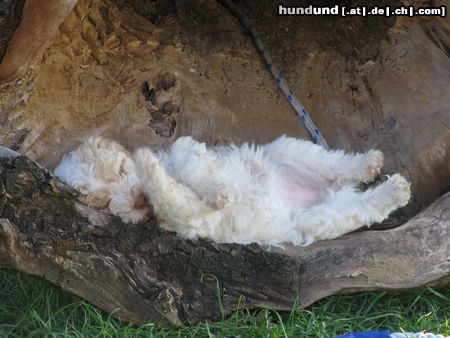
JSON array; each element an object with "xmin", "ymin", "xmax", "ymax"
[{"xmin": 57, "ymin": 136, "xmax": 153, "ymax": 224}]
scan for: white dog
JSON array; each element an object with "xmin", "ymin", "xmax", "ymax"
[{"xmin": 55, "ymin": 135, "xmax": 411, "ymax": 246}]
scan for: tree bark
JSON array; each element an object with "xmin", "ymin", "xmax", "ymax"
[{"xmin": 0, "ymin": 147, "xmax": 448, "ymax": 326}]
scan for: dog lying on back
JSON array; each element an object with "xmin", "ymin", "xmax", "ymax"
[{"xmin": 55, "ymin": 136, "xmax": 411, "ymax": 246}]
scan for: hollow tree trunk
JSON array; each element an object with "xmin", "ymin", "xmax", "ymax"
[
  {"xmin": 0, "ymin": 147, "xmax": 448, "ymax": 326},
  {"xmin": 0, "ymin": 0, "xmax": 449, "ymax": 327}
]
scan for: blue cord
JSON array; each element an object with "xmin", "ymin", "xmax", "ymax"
[{"xmin": 218, "ymin": 0, "xmax": 330, "ymax": 149}]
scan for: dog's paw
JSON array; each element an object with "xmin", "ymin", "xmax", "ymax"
[
  {"xmin": 385, "ymin": 174, "xmax": 411, "ymax": 207},
  {"xmin": 363, "ymin": 150, "xmax": 384, "ymax": 180},
  {"xmin": 134, "ymin": 148, "xmax": 166, "ymax": 183},
  {"xmin": 135, "ymin": 148, "xmax": 162, "ymax": 174},
  {"xmin": 135, "ymin": 148, "xmax": 158, "ymax": 168}
]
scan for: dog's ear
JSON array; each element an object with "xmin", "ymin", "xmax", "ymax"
[{"xmin": 133, "ymin": 191, "xmax": 149, "ymax": 210}]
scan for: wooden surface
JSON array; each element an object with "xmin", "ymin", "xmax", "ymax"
[{"xmin": 0, "ymin": 0, "xmax": 78, "ymax": 80}]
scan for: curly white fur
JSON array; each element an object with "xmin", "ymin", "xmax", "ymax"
[
  {"xmin": 55, "ymin": 135, "xmax": 411, "ymax": 246},
  {"xmin": 54, "ymin": 137, "xmax": 149, "ymax": 224}
]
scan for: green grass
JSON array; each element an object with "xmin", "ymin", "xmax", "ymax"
[{"xmin": 0, "ymin": 270, "xmax": 448, "ymax": 337}]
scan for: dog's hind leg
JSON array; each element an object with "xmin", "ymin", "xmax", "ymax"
[
  {"xmin": 264, "ymin": 135, "xmax": 384, "ymax": 184},
  {"xmin": 134, "ymin": 148, "xmax": 222, "ymax": 239},
  {"xmin": 296, "ymin": 174, "xmax": 411, "ymax": 243}
]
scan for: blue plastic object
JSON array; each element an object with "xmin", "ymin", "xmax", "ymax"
[{"xmin": 338, "ymin": 331, "xmax": 391, "ymax": 338}]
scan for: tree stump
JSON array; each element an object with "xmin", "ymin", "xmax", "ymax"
[{"xmin": 0, "ymin": 0, "xmax": 449, "ymax": 326}]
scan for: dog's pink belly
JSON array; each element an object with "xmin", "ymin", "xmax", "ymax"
[
  {"xmin": 276, "ymin": 164, "xmax": 335, "ymax": 208},
  {"xmin": 282, "ymin": 184, "xmax": 324, "ymax": 207}
]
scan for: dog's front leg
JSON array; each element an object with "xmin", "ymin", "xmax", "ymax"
[{"xmin": 134, "ymin": 148, "xmax": 222, "ymax": 239}]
